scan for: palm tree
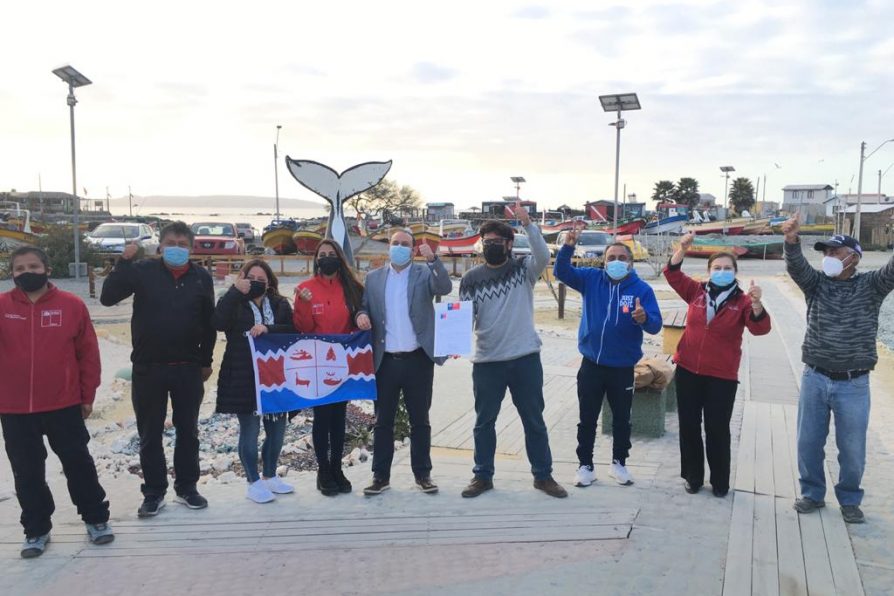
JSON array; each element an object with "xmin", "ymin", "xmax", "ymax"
[
  {"xmin": 728, "ymin": 178, "xmax": 755, "ymax": 215},
  {"xmin": 673, "ymin": 177, "xmax": 700, "ymax": 211},
  {"xmin": 651, "ymin": 180, "xmax": 676, "ymax": 204}
]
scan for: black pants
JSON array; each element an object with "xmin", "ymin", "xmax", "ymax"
[
  {"xmin": 371, "ymin": 349, "xmax": 434, "ymax": 480},
  {"xmin": 576, "ymin": 357, "xmax": 634, "ymax": 466},
  {"xmin": 131, "ymin": 363, "xmax": 204, "ymax": 497},
  {"xmin": 312, "ymin": 402, "xmax": 347, "ymax": 468},
  {"xmin": 675, "ymin": 365, "xmax": 738, "ymax": 492},
  {"xmin": 1, "ymin": 405, "xmax": 110, "ymax": 538}
]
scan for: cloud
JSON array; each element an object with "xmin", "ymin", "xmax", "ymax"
[
  {"xmin": 409, "ymin": 62, "xmax": 458, "ymax": 84},
  {"xmin": 513, "ymin": 5, "xmax": 551, "ymax": 19}
]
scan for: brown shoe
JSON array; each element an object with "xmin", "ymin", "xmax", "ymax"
[
  {"xmin": 415, "ymin": 476, "xmax": 439, "ymax": 494},
  {"xmin": 363, "ymin": 477, "xmax": 390, "ymax": 496},
  {"xmin": 534, "ymin": 476, "xmax": 568, "ymax": 498},
  {"xmin": 461, "ymin": 477, "xmax": 493, "ymax": 498}
]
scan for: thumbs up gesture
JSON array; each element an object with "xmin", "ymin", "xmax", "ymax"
[
  {"xmin": 781, "ymin": 211, "xmax": 800, "ymax": 243},
  {"xmin": 631, "ymin": 296, "xmax": 647, "ymax": 324},
  {"xmin": 748, "ymin": 280, "xmax": 764, "ymax": 314}
]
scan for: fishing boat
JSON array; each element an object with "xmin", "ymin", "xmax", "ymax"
[
  {"xmin": 596, "ymin": 217, "xmax": 647, "ymax": 235},
  {"xmin": 413, "ymin": 230, "xmax": 441, "ymax": 253},
  {"xmin": 741, "ymin": 218, "xmax": 772, "ymax": 235},
  {"xmin": 438, "ymin": 232, "xmax": 480, "ymax": 255},
  {"xmin": 685, "ymin": 220, "xmax": 747, "ymax": 235},
  {"xmin": 431, "ymin": 219, "xmax": 473, "ymax": 237},
  {"xmin": 261, "ymin": 219, "xmax": 299, "ymax": 254},
  {"xmin": 799, "ymin": 223, "xmax": 835, "ymax": 234},
  {"xmin": 0, "ymin": 205, "xmax": 39, "ymax": 250},
  {"xmin": 642, "ymin": 203, "xmax": 689, "ymax": 235},
  {"xmin": 685, "ymin": 235, "xmax": 783, "ymax": 259},
  {"xmin": 292, "ymin": 229, "xmax": 323, "ymax": 255}
]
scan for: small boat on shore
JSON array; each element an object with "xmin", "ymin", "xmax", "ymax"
[
  {"xmin": 685, "ymin": 235, "xmax": 783, "ymax": 259},
  {"xmin": 595, "ymin": 217, "xmax": 647, "ymax": 235},
  {"xmin": 292, "ymin": 229, "xmax": 323, "ymax": 255},
  {"xmin": 413, "ymin": 230, "xmax": 441, "ymax": 253},
  {"xmin": 643, "ymin": 204, "xmax": 689, "ymax": 235},
  {"xmin": 262, "ymin": 219, "xmax": 299, "ymax": 254},
  {"xmin": 438, "ymin": 232, "xmax": 480, "ymax": 255}
]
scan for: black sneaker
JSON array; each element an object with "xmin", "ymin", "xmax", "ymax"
[
  {"xmin": 363, "ymin": 477, "xmax": 391, "ymax": 496},
  {"xmin": 840, "ymin": 505, "xmax": 865, "ymax": 524},
  {"xmin": 331, "ymin": 467, "xmax": 353, "ymax": 494},
  {"xmin": 461, "ymin": 476, "xmax": 493, "ymax": 498},
  {"xmin": 415, "ymin": 476, "xmax": 439, "ymax": 494},
  {"xmin": 317, "ymin": 468, "xmax": 340, "ymax": 496},
  {"xmin": 174, "ymin": 492, "xmax": 208, "ymax": 510},
  {"xmin": 712, "ymin": 486, "xmax": 729, "ymax": 498},
  {"xmin": 137, "ymin": 495, "xmax": 166, "ymax": 518}
]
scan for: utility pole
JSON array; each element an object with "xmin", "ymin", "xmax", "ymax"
[{"xmin": 128, "ymin": 185, "xmax": 133, "ymax": 217}]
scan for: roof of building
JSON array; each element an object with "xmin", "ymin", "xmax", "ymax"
[
  {"xmin": 426, "ymin": 202, "xmax": 454, "ymax": 207},
  {"xmin": 842, "ymin": 204, "xmax": 894, "ymax": 214},
  {"xmin": 782, "ymin": 184, "xmax": 834, "ymax": 191}
]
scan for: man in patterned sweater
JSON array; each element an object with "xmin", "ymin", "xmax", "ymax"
[
  {"xmin": 783, "ymin": 213, "xmax": 894, "ymax": 524},
  {"xmin": 458, "ymin": 205, "xmax": 567, "ymax": 499}
]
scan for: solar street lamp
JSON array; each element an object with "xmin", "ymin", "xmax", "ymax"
[{"xmin": 599, "ymin": 93, "xmax": 641, "ymax": 236}]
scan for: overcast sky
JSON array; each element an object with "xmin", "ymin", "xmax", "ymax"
[{"xmin": 3, "ymin": 0, "xmax": 893, "ymax": 212}]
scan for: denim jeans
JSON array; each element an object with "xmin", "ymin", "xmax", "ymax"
[
  {"xmin": 237, "ymin": 414, "xmax": 287, "ymax": 483},
  {"xmin": 797, "ymin": 366, "xmax": 871, "ymax": 506},
  {"xmin": 471, "ymin": 352, "xmax": 553, "ymax": 481}
]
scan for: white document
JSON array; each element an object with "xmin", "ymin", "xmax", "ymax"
[{"xmin": 434, "ymin": 300, "xmax": 474, "ymax": 357}]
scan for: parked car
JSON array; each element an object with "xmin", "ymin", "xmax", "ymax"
[
  {"xmin": 86, "ymin": 222, "xmax": 159, "ymax": 254},
  {"xmin": 235, "ymin": 222, "xmax": 256, "ymax": 244},
  {"xmin": 554, "ymin": 230, "xmax": 613, "ymax": 261},
  {"xmin": 511, "ymin": 233, "xmax": 533, "ymax": 258},
  {"xmin": 190, "ymin": 222, "xmax": 245, "ymax": 255}
]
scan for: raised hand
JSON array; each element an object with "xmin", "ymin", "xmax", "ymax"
[
  {"xmin": 748, "ymin": 280, "xmax": 763, "ymax": 313},
  {"xmin": 513, "ymin": 204, "xmax": 531, "ymax": 226},
  {"xmin": 234, "ymin": 278, "xmax": 252, "ymax": 294},
  {"xmin": 781, "ymin": 211, "xmax": 800, "ymax": 243},
  {"xmin": 679, "ymin": 233, "xmax": 695, "ymax": 251},
  {"xmin": 121, "ymin": 242, "xmax": 139, "ymax": 261},
  {"xmin": 564, "ymin": 230, "xmax": 579, "ymax": 246},
  {"xmin": 417, "ymin": 242, "xmax": 436, "ymax": 262},
  {"xmin": 632, "ymin": 296, "xmax": 647, "ymax": 324},
  {"xmin": 296, "ymin": 287, "xmax": 313, "ymax": 302}
]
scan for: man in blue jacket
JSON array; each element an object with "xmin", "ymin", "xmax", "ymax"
[{"xmin": 554, "ymin": 231, "xmax": 662, "ymax": 488}]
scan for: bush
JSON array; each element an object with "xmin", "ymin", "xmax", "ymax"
[{"xmin": 35, "ymin": 225, "xmax": 101, "ymax": 278}]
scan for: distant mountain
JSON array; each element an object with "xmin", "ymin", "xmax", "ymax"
[{"xmin": 107, "ymin": 195, "xmax": 323, "ymax": 210}]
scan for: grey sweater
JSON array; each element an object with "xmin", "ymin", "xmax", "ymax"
[
  {"xmin": 785, "ymin": 240, "xmax": 894, "ymax": 371},
  {"xmin": 459, "ymin": 223, "xmax": 550, "ymax": 363}
]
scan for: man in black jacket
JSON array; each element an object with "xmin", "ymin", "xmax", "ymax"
[{"xmin": 101, "ymin": 221, "xmax": 216, "ymax": 517}]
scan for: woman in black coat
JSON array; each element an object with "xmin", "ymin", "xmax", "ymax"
[{"xmin": 213, "ymin": 259, "xmax": 295, "ymax": 504}]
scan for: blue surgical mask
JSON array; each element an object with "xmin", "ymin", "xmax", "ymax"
[
  {"xmin": 390, "ymin": 245, "xmax": 412, "ymax": 266},
  {"xmin": 162, "ymin": 246, "xmax": 190, "ymax": 267},
  {"xmin": 605, "ymin": 260, "xmax": 630, "ymax": 280},
  {"xmin": 710, "ymin": 270, "xmax": 736, "ymax": 287}
]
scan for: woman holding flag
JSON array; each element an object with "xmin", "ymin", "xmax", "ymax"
[
  {"xmin": 664, "ymin": 234, "xmax": 771, "ymax": 497},
  {"xmin": 294, "ymin": 240, "xmax": 365, "ymax": 496},
  {"xmin": 213, "ymin": 259, "xmax": 296, "ymax": 504}
]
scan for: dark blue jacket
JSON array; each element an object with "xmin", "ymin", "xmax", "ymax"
[{"xmin": 554, "ymin": 244, "xmax": 662, "ymax": 367}]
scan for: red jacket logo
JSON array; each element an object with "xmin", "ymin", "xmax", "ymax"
[{"xmin": 41, "ymin": 309, "xmax": 63, "ymax": 327}]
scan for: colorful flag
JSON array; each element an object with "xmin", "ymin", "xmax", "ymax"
[{"xmin": 248, "ymin": 330, "xmax": 376, "ymax": 415}]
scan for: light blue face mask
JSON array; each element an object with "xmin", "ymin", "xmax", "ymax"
[
  {"xmin": 710, "ymin": 270, "xmax": 736, "ymax": 287},
  {"xmin": 605, "ymin": 260, "xmax": 630, "ymax": 280},
  {"xmin": 162, "ymin": 246, "xmax": 190, "ymax": 267},
  {"xmin": 390, "ymin": 245, "xmax": 412, "ymax": 266}
]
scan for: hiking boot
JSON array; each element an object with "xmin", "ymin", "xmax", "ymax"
[
  {"xmin": 793, "ymin": 497, "xmax": 825, "ymax": 513},
  {"xmin": 363, "ymin": 477, "xmax": 391, "ymax": 496},
  {"xmin": 534, "ymin": 476, "xmax": 568, "ymax": 498},
  {"xmin": 840, "ymin": 505, "xmax": 865, "ymax": 524},
  {"xmin": 461, "ymin": 477, "xmax": 493, "ymax": 498},
  {"xmin": 317, "ymin": 468, "xmax": 340, "ymax": 496},
  {"xmin": 331, "ymin": 467, "xmax": 353, "ymax": 494},
  {"xmin": 415, "ymin": 476, "xmax": 439, "ymax": 494},
  {"xmin": 574, "ymin": 464, "xmax": 596, "ymax": 488},
  {"xmin": 610, "ymin": 460, "xmax": 634, "ymax": 486},
  {"xmin": 264, "ymin": 476, "xmax": 295, "ymax": 494},
  {"xmin": 174, "ymin": 491, "xmax": 208, "ymax": 510},
  {"xmin": 684, "ymin": 480, "xmax": 701, "ymax": 494},
  {"xmin": 86, "ymin": 522, "xmax": 115, "ymax": 545},
  {"xmin": 247, "ymin": 479, "xmax": 276, "ymax": 504},
  {"xmin": 20, "ymin": 533, "xmax": 50, "ymax": 558},
  {"xmin": 137, "ymin": 495, "xmax": 166, "ymax": 518}
]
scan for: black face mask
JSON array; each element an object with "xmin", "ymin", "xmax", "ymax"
[
  {"xmin": 483, "ymin": 243, "xmax": 508, "ymax": 266},
  {"xmin": 318, "ymin": 256, "xmax": 341, "ymax": 276},
  {"xmin": 14, "ymin": 272, "xmax": 48, "ymax": 293},
  {"xmin": 247, "ymin": 280, "xmax": 267, "ymax": 299}
]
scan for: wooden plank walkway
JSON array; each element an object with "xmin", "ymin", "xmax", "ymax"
[{"xmin": 723, "ymin": 309, "xmax": 865, "ymax": 596}]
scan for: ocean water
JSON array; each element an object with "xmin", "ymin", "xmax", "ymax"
[{"xmin": 110, "ymin": 206, "xmax": 329, "ymax": 233}]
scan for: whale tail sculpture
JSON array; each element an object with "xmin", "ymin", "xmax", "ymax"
[{"xmin": 285, "ymin": 158, "xmax": 392, "ymax": 264}]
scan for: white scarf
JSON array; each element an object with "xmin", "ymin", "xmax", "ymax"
[
  {"xmin": 248, "ymin": 296, "xmax": 275, "ymax": 326},
  {"xmin": 706, "ymin": 285, "xmax": 737, "ymax": 324}
]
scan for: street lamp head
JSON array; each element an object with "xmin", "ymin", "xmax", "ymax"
[
  {"xmin": 510, "ymin": 176, "xmax": 526, "ymax": 184},
  {"xmin": 276, "ymin": 124, "xmax": 282, "ymax": 130},
  {"xmin": 599, "ymin": 93, "xmax": 640, "ymax": 112},
  {"xmin": 720, "ymin": 166, "xmax": 735, "ymax": 173},
  {"xmin": 52, "ymin": 65, "xmax": 92, "ymax": 88}
]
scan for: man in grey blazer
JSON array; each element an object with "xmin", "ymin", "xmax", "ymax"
[{"xmin": 355, "ymin": 229, "xmax": 453, "ymax": 495}]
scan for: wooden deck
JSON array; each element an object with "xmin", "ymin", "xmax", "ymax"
[{"xmin": 722, "ymin": 325, "xmax": 864, "ymax": 596}]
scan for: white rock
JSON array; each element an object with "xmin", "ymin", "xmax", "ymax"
[
  {"xmin": 394, "ymin": 440, "xmax": 402, "ymax": 450},
  {"xmin": 199, "ymin": 460, "xmax": 212, "ymax": 474},
  {"xmin": 218, "ymin": 471, "xmax": 238, "ymax": 484},
  {"xmin": 110, "ymin": 437, "xmax": 130, "ymax": 454},
  {"xmin": 212, "ymin": 455, "xmax": 232, "ymax": 472},
  {"xmin": 276, "ymin": 465, "xmax": 289, "ymax": 477},
  {"xmin": 403, "ymin": 437, "xmax": 411, "ymax": 445},
  {"xmin": 350, "ymin": 447, "xmax": 361, "ymax": 460},
  {"xmin": 358, "ymin": 448, "xmax": 370, "ymax": 462}
]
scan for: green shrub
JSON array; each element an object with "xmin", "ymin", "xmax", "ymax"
[{"xmin": 35, "ymin": 225, "xmax": 101, "ymax": 278}]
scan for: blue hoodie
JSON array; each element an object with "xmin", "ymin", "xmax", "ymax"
[{"xmin": 554, "ymin": 244, "xmax": 662, "ymax": 367}]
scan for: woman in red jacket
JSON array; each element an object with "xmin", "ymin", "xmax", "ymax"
[
  {"xmin": 664, "ymin": 233, "xmax": 771, "ymax": 497},
  {"xmin": 293, "ymin": 240, "xmax": 364, "ymax": 496}
]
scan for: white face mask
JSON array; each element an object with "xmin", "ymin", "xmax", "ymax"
[{"xmin": 821, "ymin": 254, "xmax": 849, "ymax": 278}]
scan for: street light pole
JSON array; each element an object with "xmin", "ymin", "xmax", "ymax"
[
  {"xmin": 611, "ymin": 109, "xmax": 623, "ymax": 235},
  {"xmin": 53, "ymin": 65, "xmax": 91, "ymax": 281},
  {"xmin": 599, "ymin": 93, "xmax": 640, "ymax": 239},
  {"xmin": 274, "ymin": 125, "xmax": 282, "ymax": 220}
]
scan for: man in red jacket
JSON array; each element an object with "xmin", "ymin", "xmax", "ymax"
[{"xmin": 0, "ymin": 246, "xmax": 113, "ymax": 558}]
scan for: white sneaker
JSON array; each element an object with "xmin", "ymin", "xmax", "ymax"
[
  {"xmin": 610, "ymin": 460, "xmax": 634, "ymax": 485},
  {"xmin": 574, "ymin": 465, "xmax": 596, "ymax": 487},
  {"xmin": 264, "ymin": 476, "xmax": 294, "ymax": 494},
  {"xmin": 247, "ymin": 479, "xmax": 276, "ymax": 503}
]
